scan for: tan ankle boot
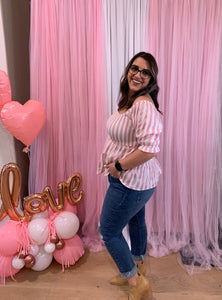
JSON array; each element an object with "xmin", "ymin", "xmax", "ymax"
[
  {"xmin": 119, "ymin": 274, "xmax": 153, "ymax": 300},
  {"xmin": 109, "ymin": 264, "xmax": 146, "ymax": 286}
]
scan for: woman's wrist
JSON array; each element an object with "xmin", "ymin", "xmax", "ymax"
[
  {"xmin": 117, "ymin": 150, "xmax": 157, "ymax": 171},
  {"xmin": 115, "ymin": 160, "xmax": 124, "ymax": 172}
]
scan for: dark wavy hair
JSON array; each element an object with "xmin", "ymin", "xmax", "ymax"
[{"xmin": 118, "ymin": 52, "xmax": 161, "ymax": 113}]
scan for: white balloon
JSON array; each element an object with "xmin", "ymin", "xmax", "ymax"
[
  {"xmin": 12, "ymin": 256, "xmax": 25, "ymax": 269},
  {"xmin": 30, "ymin": 244, "xmax": 39, "ymax": 256},
  {"xmin": 28, "ymin": 218, "xmax": 49, "ymax": 245},
  {"xmin": 31, "ymin": 210, "xmax": 49, "ymax": 220},
  {"xmin": 54, "ymin": 211, "xmax": 79, "ymax": 239},
  {"xmin": 31, "ymin": 247, "xmax": 53, "ymax": 271},
  {"xmin": 44, "ymin": 243, "xmax": 55, "ymax": 254}
]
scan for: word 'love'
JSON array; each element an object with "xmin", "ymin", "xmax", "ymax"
[{"xmin": 0, "ymin": 163, "xmax": 83, "ymax": 222}]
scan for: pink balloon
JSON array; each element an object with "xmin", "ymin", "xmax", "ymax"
[
  {"xmin": 0, "ymin": 99, "xmax": 46, "ymax": 147},
  {"xmin": 0, "ymin": 254, "xmax": 20, "ymax": 284},
  {"xmin": 53, "ymin": 234, "xmax": 84, "ymax": 268},
  {"xmin": 48, "ymin": 197, "xmax": 77, "ymax": 218},
  {"xmin": 64, "ymin": 199, "xmax": 78, "ymax": 215},
  {"xmin": 0, "ymin": 70, "xmax": 11, "ymax": 112},
  {"xmin": 0, "ymin": 221, "xmax": 20, "ymax": 256}
]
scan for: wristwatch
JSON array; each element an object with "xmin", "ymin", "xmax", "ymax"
[{"xmin": 115, "ymin": 160, "xmax": 124, "ymax": 172}]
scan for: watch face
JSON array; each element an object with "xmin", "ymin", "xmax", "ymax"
[{"xmin": 115, "ymin": 161, "xmax": 123, "ymax": 172}]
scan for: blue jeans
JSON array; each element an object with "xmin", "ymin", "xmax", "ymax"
[{"xmin": 99, "ymin": 175, "xmax": 155, "ymax": 279}]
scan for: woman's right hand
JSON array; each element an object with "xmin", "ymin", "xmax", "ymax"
[{"xmin": 106, "ymin": 162, "xmax": 121, "ymax": 178}]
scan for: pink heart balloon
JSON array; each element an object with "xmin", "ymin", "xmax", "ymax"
[
  {"xmin": 0, "ymin": 70, "xmax": 11, "ymax": 112},
  {"xmin": 0, "ymin": 99, "xmax": 46, "ymax": 147}
]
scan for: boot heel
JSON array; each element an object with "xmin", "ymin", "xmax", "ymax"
[{"xmin": 141, "ymin": 286, "xmax": 153, "ymax": 300}]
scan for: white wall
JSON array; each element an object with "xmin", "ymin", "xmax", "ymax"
[
  {"xmin": 0, "ymin": 1, "xmax": 16, "ymax": 168},
  {"xmin": 0, "ymin": 0, "xmax": 16, "ymax": 226}
]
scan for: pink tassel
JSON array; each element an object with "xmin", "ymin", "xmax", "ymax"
[
  {"xmin": 16, "ymin": 221, "xmax": 31, "ymax": 255},
  {"xmin": 53, "ymin": 234, "xmax": 84, "ymax": 271}
]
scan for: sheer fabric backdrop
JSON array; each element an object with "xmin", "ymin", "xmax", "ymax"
[
  {"xmin": 102, "ymin": 0, "xmax": 148, "ymax": 116},
  {"xmin": 29, "ymin": 0, "xmax": 222, "ymax": 273},
  {"xmin": 146, "ymin": 0, "xmax": 222, "ymax": 273},
  {"xmin": 29, "ymin": 0, "xmax": 107, "ymax": 251}
]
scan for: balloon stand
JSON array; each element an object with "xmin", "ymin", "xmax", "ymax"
[{"xmin": 0, "ymin": 163, "xmax": 85, "ymax": 284}]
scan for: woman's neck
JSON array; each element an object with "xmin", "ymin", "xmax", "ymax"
[{"xmin": 128, "ymin": 90, "xmax": 134, "ymax": 98}]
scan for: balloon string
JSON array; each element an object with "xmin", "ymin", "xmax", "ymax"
[
  {"xmin": 23, "ymin": 146, "xmax": 30, "ymax": 159},
  {"xmin": 47, "ymin": 212, "xmax": 60, "ymax": 243}
]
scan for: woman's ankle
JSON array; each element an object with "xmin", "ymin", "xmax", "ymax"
[
  {"xmin": 134, "ymin": 260, "xmax": 143, "ymax": 265},
  {"xmin": 128, "ymin": 273, "xmax": 139, "ymax": 287}
]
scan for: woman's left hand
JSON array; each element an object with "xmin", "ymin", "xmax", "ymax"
[{"xmin": 106, "ymin": 162, "xmax": 121, "ymax": 178}]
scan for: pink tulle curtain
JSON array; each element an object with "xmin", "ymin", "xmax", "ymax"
[
  {"xmin": 29, "ymin": 0, "xmax": 107, "ymax": 250},
  {"xmin": 145, "ymin": 0, "xmax": 222, "ymax": 273}
]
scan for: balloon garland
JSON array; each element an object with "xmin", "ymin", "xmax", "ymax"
[{"xmin": 0, "ymin": 163, "xmax": 85, "ymax": 284}]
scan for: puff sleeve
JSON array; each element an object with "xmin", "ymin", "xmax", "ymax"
[{"xmin": 131, "ymin": 100, "xmax": 162, "ymax": 153}]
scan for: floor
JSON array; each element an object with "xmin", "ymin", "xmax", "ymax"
[{"xmin": 0, "ymin": 249, "xmax": 222, "ymax": 300}]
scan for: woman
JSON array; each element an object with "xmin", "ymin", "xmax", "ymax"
[{"xmin": 98, "ymin": 52, "xmax": 162, "ymax": 300}]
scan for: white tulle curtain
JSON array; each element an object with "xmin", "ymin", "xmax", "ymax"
[{"xmin": 102, "ymin": 0, "xmax": 148, "ymax": 116}]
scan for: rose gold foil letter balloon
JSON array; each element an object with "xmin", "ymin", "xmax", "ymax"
[
  {"xmin": 67, "ymin": 173, "xmax": 84, "ymax": 205},
  {"xmin": 23, "ymin": 193, "xmax": 47, "ymax": 215},
  {"xmin": 43, "ymin": 185, "xmax": 65, "ymax": 212},
  {"xmin": 0, "ymin": 163, "xmax": 30, "ymax": 222}
]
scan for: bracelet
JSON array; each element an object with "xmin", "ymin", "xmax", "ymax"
[{"xmin": 115, "ymin": 160, "xmax": 124, "ymax": 172}]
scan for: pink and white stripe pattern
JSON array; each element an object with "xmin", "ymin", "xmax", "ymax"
[{"xmin": 98, "ymin": 100, "xmax": 163, "ymax": 190}]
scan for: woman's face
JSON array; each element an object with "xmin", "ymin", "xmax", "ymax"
[{"xmin": 127, "ymin": 57, "xmax": 151, "ymax": 96}]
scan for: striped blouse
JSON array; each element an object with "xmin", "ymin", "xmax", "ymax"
[{"xmin": 98, "ymin": 100, "xmax": 163, "ymax": 190}]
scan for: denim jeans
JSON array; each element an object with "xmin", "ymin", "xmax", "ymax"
[{"xmin": 99, "ymin": 175, "xmax": 155, "ymax": 279}]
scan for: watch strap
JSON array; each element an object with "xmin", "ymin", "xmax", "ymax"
[{"xmin": 115, "ymin": 160, "xmax": 123, "ymax": 172}]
